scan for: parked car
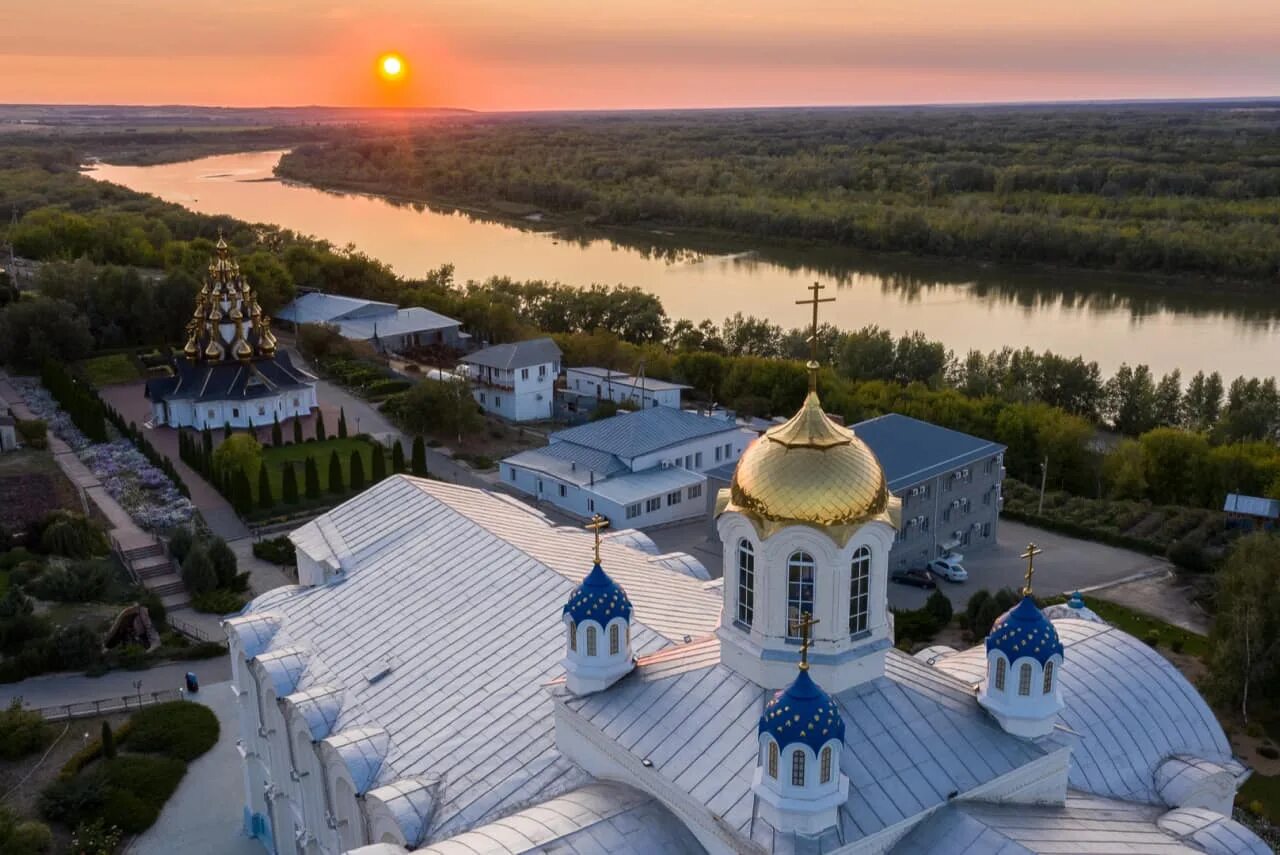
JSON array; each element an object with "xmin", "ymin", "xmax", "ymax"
[
  {"xmin": 890, "ymin": 568, "xmax": 937, "ymax": 589},
  {"xmin": 927, "ymin": 555, "xmax": 969, "ymax": 583}
]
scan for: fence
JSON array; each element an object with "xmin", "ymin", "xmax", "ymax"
[
  {"xmin": 168, "ymin": 614, "xmax": 218, "ymax": 644},
  {"xmin": 34, "ymin": 689, "xmax": 185, "ymax": 722}
]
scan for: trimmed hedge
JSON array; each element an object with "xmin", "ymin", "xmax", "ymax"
[
  {"xmin": 124, "ymin": 701, "xmax": 219, "ymax": 762},
  {"xmin": 59, "ymin": 722, "xmax": 134, "ymax": 781}
]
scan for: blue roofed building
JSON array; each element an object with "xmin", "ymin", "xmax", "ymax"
[
  {"xmin": 501, "ymin": 406, "xmax": 755, "ymax": 527},
  {"xmin": 276, "ymin": 291, "xmax": 466, "ymax": 354}
]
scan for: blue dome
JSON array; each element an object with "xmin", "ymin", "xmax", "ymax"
[
  {"xmin": 986, "ymin": 595, "xmax": 1064, "ymax": 666},
  {"xmin": 563, "ymin": 563, "xmax": 633, "ymax": 625},
  {"xmin": 759, "ymin": 669, "xmax": 845, "ymax": 755},
  {"xmin": 1067, "ymin": 591, "xmax": 1086, "ymax": 609}
]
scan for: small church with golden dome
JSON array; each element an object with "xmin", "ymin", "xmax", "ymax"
[
  {"xmin": 146, "ymin": 238, "xmax": 318, "ymax": 430},
  {"xmin": 222, "ymin": 283, "xmax": 1265, "ymax": 855}
]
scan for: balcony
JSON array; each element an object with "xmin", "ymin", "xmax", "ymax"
[{"xmin": 471, "ymin": 376, "xmax": 515, "ymax": 392}]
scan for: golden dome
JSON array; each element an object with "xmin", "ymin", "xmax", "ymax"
[{"xmin": 722, "ymin": 391, "xmax": 900, "ymax": 545}]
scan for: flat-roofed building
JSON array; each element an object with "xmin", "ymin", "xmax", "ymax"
[{"xmin": 563, "ymin": 366, "xmax": 689, "ymax": 411}]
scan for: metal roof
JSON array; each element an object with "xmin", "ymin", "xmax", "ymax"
[
  {"xmin": 567, "ymin": 366, "xmax": 691, "ymax": 393},
  {"xmin": 1223, "ymin": 493, "xmax": 1280, "ymax": 519},
  {"xmin": 277, "ymin": 292, "xmax": 398, "ymax": 324},
  {"xmin": 503, "ymin": 443, "xmax": 629, "ymax": 486},
  {"xmin": 146, "ymin": 350, "xmax": 316, "ymax": 403},
  {"xmin": 249, "ymin": 477, "xmax": 720, "ymax": 843},
  {"xmin": 339, "ymin": 307, "xmax": 462, "ymax": 340},
  {"xmin": 461, "ymin": 337, "xmax": 561, "ymax": 370},
  {"xmin": 1156, "ymin": 807, "xmax": 1273, "ymax": 855},
  {"xmin": 851, "ymin": 413, "xmax": 1005, "ymax": 491},
  {"xmin": 412, "ymin": 782, "xmax": 705, "ymax": 854},
  {"xmin": 277, "ymin": 293, "xmax": 461, "ymax": 341},
  {"xmin": 930, "ymin": 619, "xmax": 1236, "ymax": 806},
  {"xmin": 549, "ymin": 407, "xmax": 740, "ymax": 460},
  {"xmin": 588, "ymin": 466, "xmax": 704, "ymax": 504},
  {"xmin": 561, "ymin": 639, "xmax": 1048, "ymax": 849}
]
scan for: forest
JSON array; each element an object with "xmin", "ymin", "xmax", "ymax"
[{"xmin": 275, "ymin": 104, "xmax": 1280, "ymax": 282}]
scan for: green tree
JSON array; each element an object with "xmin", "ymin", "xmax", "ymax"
[
  {"xmin": 1153, "ymin": 370, "xmax": 1183, "ymax": 428},
  {"xmin": 338, "ymin": 407, "xmax": 349, "ymax": 439},
  {"xmin": 1209, "ymin": 533, "xmax": 1280, "ymax": 722},
  {"xmin": 181, "ymin": 547, "xmax": 217, "ymax": 596},
  {"xmin": 328, "ymin": 450, "xmax": 344, "ymax": 494},
  {"xmin": 1183, "ymin": 371, "xmax": 1224, "ymax": 431},
  {"xmin": 282, "ymin": 464, "xmax": 299, "ymax": 504},
  {"xmin": 411, "ymin": 436, "xmax": 428, "ymax": 477},
  {"xmin": 1104, "ymin": 363, "xmax": 1159, "ymax": 436},
  {"xmin": 391, "ymin": 439, "xmax": 406, "ymax": 474},
  {"xmin": 223, "ymin": 422, "xmax": 232, "ymax": 442},
  {"xmin": 232, "ymin": 469, "xmax": 254, "ymax": 517},
  {"xmin": 0, "ymin": 297, "xmax": 93, "ymax": 371},
  {"xmin": 315, "ymin": 410, "xmax": 327, "ymax": 442},
  {"xmin": 350, "ymin": 450, "xmax": 366, "ymax": 492},
  {"xmin": 371, "ymin": 444, "xmax": 387, "ymax": 482},
  {"xmin": 304, "ymin": 456, "xmax": 320, "ymax": 499},
  {"xmin": 101, "ymin": 721, "xmax": 116, "ymax": 760},
  {"xmin": 257, "ymin": 464, "xmax": 274, "ymax": 511},
  {"xmin": 385, "ymin": 379, "xmax": 482, "ymax": 444},
  {"xmin": 271, "ymin": 414, "xmax": 283, "ymax": 447},
  {"xmin": 212, "ymin": 434, "xmax": 262, "ymax": 483},
  {"xmin": 1138, "ymin": 428, "xmax": 1210, "ymax": 506},
  {"xmin": 207, "ymin": 537, "xmax": 239, "ymax": 589}
]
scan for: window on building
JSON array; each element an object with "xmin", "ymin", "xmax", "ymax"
[
  {"xmin": 791, "ymin": 750, "xmax": 806, "ymax": 786},
  {"xmin": 688, "ymin": 484, "xmax": 702, "ymax": 500},
  {"xmin": 787, "ymin": 552, "xmax": 815, "ymax": 638},
  {"xmin": 685, "ymin": 455, "xmax": 693, "ymax": 468},
  {"xmin": 558, "ymin": 484, "xmax": 566, "ymax": 498},
  {"xmin": 820, "ymin": 746, "xmax": 833, "ymax": 784},
  {"xmin": 724, "ymin": 442, "xmax": 733, "ymax": 458},
  {"xmin": 521, "ymin": 368, "xmax": 530, "ymax": 380},
  {"xmin": 714, "ymin": 446, "xmax": 722, "ymax": 462},
  {"xmin": 982, "ymin": 522, "xmax": 991, "ymax": 538},
  {"xmin": 586, "ymin": 626, "xmax": 598, "ymax": 656},
  {"xmin": 849, "ymin": 546, "xmax": 871, "ymax": 635},
  {"xmin": 961, "ymin": 530, "xmax": 971, "ymax": 547},
  {"xmin": 610, "ymin": 623, "xmax": 620, "ymax": 655},
  {"xmin": 479, "ymin": 393, "xmax": 486, "ymax": 404},
  {"xmin": 587, "ymin": 499, "xmax": 595, "ymax": 513},
  {"xmin": 1018, "ymin": 663, "xmax": 1032, "ymax": 696},
  {"xmin": 495, "ymin": 396, "xmax": 502, "ymax": 407},
  {"xmin": 694, "ymin": 452, "xmax": 702, "ymax": 467},
  {"xmin": 994, "ymin": 657, "xmax": 1007, "ymax": 691},
  {"xmin": 922, "ymin": 518, "xmax": 930, "ymax": 533},
  {"xmin": 568, "ymin": 620, "xmax": 577, "ymax": 652},
  {"xmin": 645, "ymin": 497, "xmax": 662, "ymax": 513},
  {"xmin": 539, "ymin": 365, "xmax": 547, "ymax": 377},
  {"xmin": 232, "ymin": 408, "xmax": 240, "ymax": 418},
  {"xmin": 626, "ymin": 503, "xmax": 641, "ymax": 519},
  {"xmin": 768, "ymin": 742, "xmax": 779, "ymax": 779},
  {"xmin": 537, "ymin": 479, "xmax": 544, "ymax": 494},
  {"xmin": 257, "ymin": 405, "xmax": 266, "ymax": 417},
  {"xmin": 207, "ymin": 409, "xmax": 215, "ymax": 419},
  {"xmin": 737, "ymin": 540, "xmax": 755, "ymax": 626},
  {"xmin": 667, "ymin": 491, "xmax": 682, "ymax": 506},
  {"xmin": 942, "ymin": 508, "xmax": 951, "ymax": 523},
  {"xmin": 1042, "ymin": 660, "xmax": 1054, "ymax": 694},
  {"xmin": 509, "ymin": 468, "xmax": 517, "ymax": 481},
  {"xmin": 293, "ymin": 397, "xmax": 300, "ymax": 408}
]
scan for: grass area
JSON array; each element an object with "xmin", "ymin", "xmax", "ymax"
[
  {"xmin": 1240, "ymin": 773, "xmax": 1280, "ymax": 824},
  {"xmin": 259, "ymin": 437, "xmax": 379, "ymax": 497},
  {"xmin": 1084, "ymin": 597, "xmax": 1211, "ymax": 658},
  {"xmin": 77, "ymin": 353, "xmax": 142, "ymax": 387}
]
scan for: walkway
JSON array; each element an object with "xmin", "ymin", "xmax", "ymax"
[
  {"xmin": 0, "ymin": 657, "xmax": 231, "ymax": 709},
  {"xmin": 128, "ymin": 681, "xmax": 260, "ymax": 855}
]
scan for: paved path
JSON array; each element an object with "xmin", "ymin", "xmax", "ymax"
[
  {"xmin": 128, "ymin": 681, "xmax": 260, "ymax": 855},
  {"xmin": 0, "ymin": 658, "xmax": 231, "ymax": 710}
]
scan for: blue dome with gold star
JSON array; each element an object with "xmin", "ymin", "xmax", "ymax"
[
  {"xmin": 759, "ymin": 669, "xmax": 846, "ymax": 754},
  {"xmin": 563, "ymin": 563, "xmax": 633, "ymax": 625},
  {"xmin": 986, "ymin": 595, "xmax": 1064, "ymax": 665}
]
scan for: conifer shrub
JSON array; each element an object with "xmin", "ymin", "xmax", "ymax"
[
  {"xmin": 257, "ymin": 464, "xmax": 274, "ymax": 510},
  {"xmin": 304, "ymin": 456, "xmax": 320, "ymax": 499},
  {"xmin": 338, "ymin": 407, "xmax": 348, "ymax": 438},
  {"xmin": 124, "ymin": 701, "xmax": 219, "ymax": 762},
  {"xmin": 282, "ymin": 464, "xmax": 299, "ymax": 504},
  {"xmin": 371, "ymin": 444, "xmax": 387, "ymax": 482},
  {"xmin": 328, "ymin": 450, "xmax": 344, "ymax": 494},
  {"xmin": 392, "ymin": 439, "xmax": 406, "ymax": 473},
  {"xmin": 315, "ymin": 411, "xmax": 327, "ymax": 441},
  {"xmin": 350, "ymin": 450, "xmax": 366, "ymax": 492},
  {"xmin": 411, "ymin": 436, "xmax": 427, "ymax": 476},
  {"xmin": 293, "ymin": 417, "xmax": 303, "ymax": 445}
]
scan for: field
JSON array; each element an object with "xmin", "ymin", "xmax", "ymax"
[
  {"xmin": 77, "ymin": 353, "xmax": 142, "ymax": 387},
  {"xmin": 0, "ymin": 450, "xmax": 83, "ymax": 533}
]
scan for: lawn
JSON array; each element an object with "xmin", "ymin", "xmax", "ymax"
[
  {"xmin": 77, "ymin": 353, "xmax": 142, "ymax": 387},
  {"xmin": 1039, "ymin": 593, "xmax": 1211, "ymax": 657},
  {"xmin": 250, "ymin": 437, "xmax": 385, "ymax": 517}
]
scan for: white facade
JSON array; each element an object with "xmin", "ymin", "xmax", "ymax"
[
  {"xmin": 565, "ymin": 367, "xmax": 687, "ymax": 410},
  {"xmin": 469, "ymin": 364, "xmax": 554, "ymax": 422},
  {"xmin": 0, "ymin": 418, "xmax": 15, "ymax": 452},
  {"xmin": 151, "ymin": 385, "xmax": 318, "ymax": 430}
]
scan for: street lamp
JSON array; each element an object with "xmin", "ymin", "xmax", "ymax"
[{"xmin": 133, "ymin": 680, "xmax": 143, "ymax": 706}]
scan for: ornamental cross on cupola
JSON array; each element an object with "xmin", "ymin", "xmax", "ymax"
[
  {"xmin": 1020, "ymin": 542, "xmax": 1043, "ymax": 596},
  {"xmin": 791, "ymin": 612, "xmax": 820, "ymax": 671},
  {"xmin": 796, "ymin": 281, "xmax": 835, "ymax": 392},
  {"xmin": 586, "ymin": 514, "xmax": 610, "ymax": 564}
]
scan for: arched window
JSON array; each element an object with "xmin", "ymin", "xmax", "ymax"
[
  {"xmin": 820, "ymin": 745, "xmax": 833, "ymax": 784},
  {"xmin": 849, "ymin": 546, "xmax": 871, "ymax": 635},
  {"xmin": 609, "ymin": 623, "xmax": 620, "ymax": 655},
  {"xmin": 1042, "ymin": 660, "xmax": 1055, "ymax": 695},
  {"xmin": 736, "ymin": 540, "xmax": 755, "ymax": 626},
  {"xmin": 994, "ymin": 657, "xmax": 1006, "ymax": 691},
  {"xmin": 767, "ymin": 741, "xmax": 779, "ymax": 779},
  {"xmin": 787, "ymin": 552, "xmax": 816, "ymax": 638},
  {"xmin": 568, "ymin": 619, "xmax": 577, "ymax": 652},
  {"xmin": 791, "ymin": 750, "xmax": 806, "ymax": 786},
  {"xmin": 586, "ymin": 626, "xmax": 597, "ymax": 657},
  {"xmin": 1018, "ymin": 662, "xmax": 1032, "ymax": 696}
]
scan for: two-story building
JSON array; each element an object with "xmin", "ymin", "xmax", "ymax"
[
  {"xmin": 563, "ymin": 366, "xmax": 690, "ymax": 410},
  {"xmin": 710, "ymin": 412, "xmax": 1005, "ymax": 569},
  {"xmin": 460, "ymin": 338, "xmax": 561, "ymax": 422},
  {"xmin": 502, "ymin": 406, "xmax": 754, "ymax": 527}
]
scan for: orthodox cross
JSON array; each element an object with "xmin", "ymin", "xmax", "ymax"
[
  {"xmin": 791, "ymin": 612, "xmax": 820, "ymax": 671},
  {"xmin": 1020, "ymin": 542, "xmax": 1043, "ymax": 595},
  {"xmin": 586, "ymin": 514, "xmax": 610, "ymax": 564},
  {"xmin": 796, "ymin": 281, "xmax": 835, "ymax": 390}
]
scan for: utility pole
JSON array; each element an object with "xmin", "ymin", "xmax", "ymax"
[{"xmin": 1038, "ymin": 456, "xmax": 1049, "ymax": 515}]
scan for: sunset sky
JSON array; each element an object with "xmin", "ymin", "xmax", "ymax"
[{"xmin": 3, "ymin": 0, "xmax": 1278, "ymax": 110}]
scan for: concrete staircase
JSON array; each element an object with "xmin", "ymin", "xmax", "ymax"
[{"xmin": 115, "ymin": 533, "xmax": 190, "ymax": 610}]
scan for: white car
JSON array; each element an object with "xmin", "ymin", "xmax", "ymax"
[{"xmin": 927, "ymin": 556, "xmax": 968, "ymax": 582}]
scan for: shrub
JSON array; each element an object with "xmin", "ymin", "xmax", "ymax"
[
  {"xmin": 26, "ymin": 560, "xmax": 112, "ymax": 603},
  {"xmin": 166, "ymin": 641, "xmax": 227, "ymax": 660},
  {"xmin": 69, "ymin": 818, "xmax": 121, "ymax": 855},
  {"xmin": 39, "ymin": 512, "xmax": 108, "ymax": 559},
  {"xmin": 0, "ymin": 805, "xmax": 53, "ymax": 855},
  {"xmin": 124, "ymin": 701, "xmax": 220, "ymax": 762},
  {"xmin": 192, "ymin": 589, "xmax": 247, "ymax": 615},
  {"xmin": 252, "ymin": 536, "xmax": 296, "ymax": 566},
  {"xmin": 206, "ymin": 537, "xmax": 238, "ymax": 589},
  {"xmin": 141, "ymin": 592, "xmax": 166, "ymax": 630},
  {"xmin": 39, "ymin": 773, "xmax": 106, "ymax": 826},
  {"xmin": 166, "ymin": 527, "xmax": 194, "ymax": 563},
  {"xmin": 100, "ymin": 722, "xmax": 116, "ymax": 760},
  {"xmin": 14, "ymin": 418, "xmax": 48, "ymax": 450},
  {"xmin": 181, "ymin": 547, "xmax": 217, "ymax": 596},
  {"xmin": 1169, "ymin": 636, "xmax": 1185, "ymax": 654},
  {"xmin": 924, "ymin": 590, "xmax": 954, "ymax": 627},
  {"xmin": 0, "ymin": 547, "xmax": 37, "ymax": 571},
  {"xmin": 49, "ymin": 624, "xmax": 103, "ymax": 670},
  {"xmin": 0, "ymin": 699, "xmax": 54, "ymax": 759},
  {"xmin": 1167, "ymin": 539, "xmax": 1213, "ymax": 573},
  {"xmin": 59, "ymin": 722, "xmax": 134, "ymax": 780},
  {"xmin": 1144, "ymin": 630, "xmax": 1161, "ymax": 647}
]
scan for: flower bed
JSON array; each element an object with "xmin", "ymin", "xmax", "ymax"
[{"xmin": 13, "ymin": 379, "xmax": 194, "ymax": 532}]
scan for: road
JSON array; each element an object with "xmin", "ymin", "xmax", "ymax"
[{"xmin": 0, "ymin": 658, "xmax": 231, "ymax": 710}]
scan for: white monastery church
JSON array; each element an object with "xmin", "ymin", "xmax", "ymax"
[{"xmin": 224, "ymin": 287, "xmax": 1267, "ymax": 855}]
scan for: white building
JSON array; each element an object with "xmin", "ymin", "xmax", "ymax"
[
  {"xmin": 277, "ymin": 292, "xmax": 466, "ymax": 354},
  {"xmin": 460, "ymin": 338, "xmax": 561, "ymax": 422},
  {"xmin": 0, "ymin": 414, "xmax": 16, "ymax": 452},
  {"xmin": 146, "ymin": 240, "xmax": 319, "ymax": 430},
  {"xmin": 224, "ymin": 373, "xmax": 1267, "ymax": 855},
  {"xmin": 563, "ymin": 366, "xmax": 689, "ymax": 410},
  {"xmin": 501, "ymin": 407, "xmax": 753, "ymax": 527}
]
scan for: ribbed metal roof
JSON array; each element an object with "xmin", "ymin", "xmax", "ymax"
[
  {"xmin": 276, "ymin": 292, "xmax": 398, "ymax": 324},
  {"xmin": 850, "ymin": 413, "xmax": 1005, "ymax": 490},
  {"xmin": 549, "ymin": 407, "xmax": 739, "ymax": 460},
  {"xmin": 503, "ymin": 442, "xmax": 629, "ymax": 485},
  {"xmin": 461, "ymin": 337, "xmax": 561, "ymax": 370}
]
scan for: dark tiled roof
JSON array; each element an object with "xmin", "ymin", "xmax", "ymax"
[{"xmin": 146, "ymin": 351, "xmax": 315, "ymax": 403}]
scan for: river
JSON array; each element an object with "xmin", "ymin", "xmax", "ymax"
[{"xmin": 89, "ymin": 150, "xmax": 1280, "ymax": 380}]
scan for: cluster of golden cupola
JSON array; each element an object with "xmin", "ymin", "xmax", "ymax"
[{"xmin": 183, "ymin": 236, "xmax": 279, "ymax": 363}]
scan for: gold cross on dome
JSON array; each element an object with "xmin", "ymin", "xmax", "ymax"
[
  {"xmin": 790, "ymin": 612, "xmax": 820, "ymax": 671},
  {"xmin": 796, "ymin": 282, "xmax": 836, "ymax": 391},
  {"xmin": 585, "ymin": 514, "xmax": 610, "ymax": 564},
  {"xmin": 1020, "ymin": 542, "xmax": 1043, "ymax": 595}
]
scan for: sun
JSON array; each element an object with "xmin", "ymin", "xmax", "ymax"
[{"xmin": 378, "ymin": 53, "xmax": 405, "ymax": 80}]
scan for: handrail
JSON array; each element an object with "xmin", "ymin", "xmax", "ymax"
[
  {"xmin": 32, "ymin": 689, "xmax": 185, "ymax": 721},
  {"xmin": 168, "ymin": 615, "xmax": 216, "ymax": 644}
]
